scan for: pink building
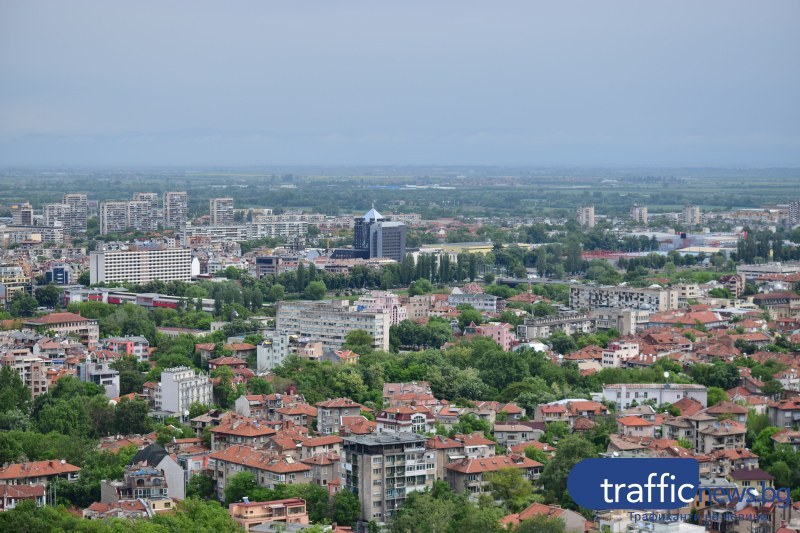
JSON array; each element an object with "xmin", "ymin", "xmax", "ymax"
[{"xmin": 475, "ymin": 322, "xmax": 515, "ymax": 351}]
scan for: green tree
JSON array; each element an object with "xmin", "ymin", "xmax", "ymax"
[
  {"xmin": 517, "ymin": 515, "xmax": 567, "ymax": 533},
  {"xmin": 224, "ymin": 471, "xmax": 259, "ymax": 505},
  {"xmin": 114, "ymin": 398, "xmax": 151, "ymax": 435},
  {"xmin": 0, "ymin": 432, "xmax": 22, "ymax": 463},
  {"xmin": 187, "ymin": 473, "xmax": 215, "ymax": 499},
  {"xmin": 34, "ymin": 284, "xmax": 61, "ymax": 308},
  {"xmin": 304, "ymin": 280, "xmax": 327, "ymax": 300},
  {"xmin": 248, "ymin": 376, "xmax": 272, "ymax": 395},
  {"xmin": 707, "ymin": 387, "xmax": 729, "ymax": 407},
  {"xmin": 458, "ymin": 307, "xmax": 482, "ymax": 330},
  {"xmin": 539, "ymin": 434, "xmax": 597, "ymax": 504},
  {"xmin": 9, "ymin": 291, "xmax": 37, "ymax": 317},
  {"xmin": 486, "ymin": 467, "xmax": 534, "ymax": 512},
  {"xmin": 331, "ymin": 489, "xmax": 361, "ymax": 527},
  {"xmin": 344, "ymin": 329, "xmax": 374, "ymax": 351}
]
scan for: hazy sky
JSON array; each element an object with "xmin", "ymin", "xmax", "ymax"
[{"xmin": 1, "ymin": 1, "xmax": 798, "ymax": 167}]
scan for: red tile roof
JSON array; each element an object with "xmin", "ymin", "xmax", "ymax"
[
  {"xmin": 445, "ymin": 454, "xmax": 541, "ymax": 474},
  {"xmin": 0, "ymin": 460, "xmax": 80, "ymax": 480}
]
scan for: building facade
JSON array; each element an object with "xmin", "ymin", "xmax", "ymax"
[
  {"xmin": 155, "ymin": 366, "xmax": 213, "ymax": 417},
  {"xmin": 577, "ymin": 205, "xmax": 595, "ymax": 227},
  {"xmin": 209, "ymin": 198, "xmax": 234, "ymax": 226},
  {"xmin": 163, "ymin": 192, "xmax": 188, "ymax": 229},
  {"xmin": 90, "ymin": 247, "xmax": 192, "ymax": 284},
  {"xmin": 276, "ymin": 300, "xmax": 391, "ymax": 351},
  {"xmin": 342, "ymin": 433, "xmax": 435, "ymax": 525}
]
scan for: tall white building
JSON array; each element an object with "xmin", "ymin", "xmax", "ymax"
[
  {"xmin": 100, "ymin": 202, "xmax": 130, "ymax": 235},
  {"xmin": 127, "ymin": 200, "xmax": 157, "ymax": 232},
  {"xmin": 276, "ymin": 299, "xmax": 391, "ymax": 351},
  {"xmin": 163, "ymin": 192, "xmax": 188, "ymax": 229},
  {"xmin": 356, "ymin": 291, "xmax": 408, "ymax": 325},
  {"xmin": 630, "ymin": 204, "xmax": 648, "ymax": 224},
  {"xmin": 63, "ymin": 194, "xmax": 88, "ymax": 233},
  {"xmin": 682, "ymin": 204, "xmax": 701, "ymax": 226},
  {"xmin": 90, "ymin": 247, "xmax": 192, "ymax": 284},
  {"xmin": 569, "ymin": 284, "xmax": 680, "ymax": 311},
  {"xmin": 209, "ymin": 198, "xmax": 234, "ymax": 226},
  {"xmin": 155, "ymin": 366, "xmax": 212, "ymax": 418},
  {"xmin": 576, "ymin": 205, "xmax": 596, "ymax": 227}
]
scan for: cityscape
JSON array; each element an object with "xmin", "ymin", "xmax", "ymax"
[{"xmin": 1, "ymin": 2, "xmax": 799, "ymax": 533}]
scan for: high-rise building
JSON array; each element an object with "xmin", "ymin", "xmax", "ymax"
[
  {"xmin": 276, "ymin": 299, "xmax": 391, "ymax": 351},
  {"xmin": 630, "ymin": 204, "xmax": 648, "ymax": 224},
  {"xmin": 133, "ymin": 192, "xmax": 159, "ymax": 210},
  {"xmin": 10, "ymin": 203, "xmax": 34, "ymax": 226},
  {"xmin": 576, "ymin": 205, "xmax": 596, "ymax": 227},
  {"xmin": 127, "ymin": 200, "xmax": 157, "ymax": 233},
  {"xmin": 43, "ymin": 194, "xmax": 88, "ymax": 234},
  {"xmin": 788, "ymin": 200, "xmax": 800, "ymax": 226},
  {"xmin": 353, "ymin": 208, "xmax": 406, "ymax": 261},
  {"xmin": 63, "ymin": 194, "xmax": 88, "ymax": 233},
  {"xmin": 682, "ymin": 205, "xmax": 701, "ymax": 226},
  {"xmin": 209, "ymin": 197, "xmax": 234, "ymax": 226},
  {"xmin": 90, "ymin": 247, "xmax": 192, "ymax": 284},
  {"xmin": 342, "ymin": 432, "xmax": 435, "ymax": 524},
  {"xmin": 100, "ymin": 202, "xmax": 129, "ymax": 235},
  {"xmin": 163, "ymin": 192, "xmax": 188, "ymax": 229}
]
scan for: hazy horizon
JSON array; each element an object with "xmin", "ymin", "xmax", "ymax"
[{"xmin": 1, "ymin": 1, "xmax": 798, "ymax": 167}]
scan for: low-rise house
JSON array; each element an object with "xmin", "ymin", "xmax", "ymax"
[
  {"xmin": 339, "ymin": 415, "xmax": 376, "ymax": 436},
  {"xmin": 501, "ymin": 502, "xmax": 590, "ymax": 533},
  {"xmin": 316, "ymin": 398, "xmax": 363, "ymax": 435},
  {"xmin": 376, "ymin": 406, "xmax": 435, "ymax": 434},
  {"xmin": 275, "ymin": 404, "xmax": 317, "ymax": 428},
  {"xmin": 0, "ymin": 459, "xmax": 80, "ymax": 486},
  {"xmin": 454, "ymin": 432, "xmax": 496, "ymax": 459},
  {"xmin": 83, "ymin": 499, "xmax": 150, "ymax": 520},
  {"xmin": 299, "ymin": 436, "xmax": 343, "ymax": 460},
  {"xmin": 704, "ymin": 401, "xmax": 748, "ymax": 424},
  {"xmin": 210, "ymin": 415, "xmax": 277, "ymax": 451},
  {"xmin": 130, "ymin": 444, "xmax": 186, "ymax": 501},
  {"xmin": 100, "ymin": 465, "xmax": 173, "ymax": 513},
  {"xmin": 300, "ymin": 453, "xmax": 341, "ymax": 493},
  {"xmin": 228, "ymin": 498, "xmax": 308, "ymax": 532},
  {"xmin": 768, "ymin": 399, "xmax": 800, "ymax": 429},
  {"xmin": 617, "ymin": 416, "xmax": 655, "ymax": 438},
  {"xmin": 445, "ymin": 454, "xmax": 542, "ymax": 498},
  {"xmin": 728, "ymin": 468, "xmax": 775, "ymax": 489},
  {"xmin": 0, "ymin": 485, "xmax": 45, "ymax": 511},
  {"xmin": 771, "ymin": 429, "xmax": 800, "ymax": 452},
  {"xmin": 602, "ymin": 383, "xmax": 708, "ymax": 410},
  {"xmin": 209, "ymin": 445, "xmax": 312, "ymax": 499},
  {"xmin": 708, "ymin": 448, "xmax": 760, "ymax": 477},
  {"xmin": 493, "ymin": 424, "xmax": 536, "ymax": 449},
  {"xmin": 426, "ymin": 436, "xmax": 466, "ymax": 480},
  {"xmin": 698, "ymin": 420, "xmax": 747, "ymax": 454}
]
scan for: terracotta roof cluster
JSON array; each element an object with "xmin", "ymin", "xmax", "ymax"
[
  {"xmin": 210, "ymin": 415, "xmax": 277, "ymax": 438},
  {"xmin": 445, "ymin": 454, "xmax": 541, "ymax": 474},
  {"xmin": 0, "ymin": 460, "xmax": 81, "ymax": 480},
  {"xmin": 209, "ymin": 445, "xmax": 312, "ymax": 474}
]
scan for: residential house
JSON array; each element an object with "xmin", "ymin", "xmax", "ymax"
[
  {"xmin": 501, "ymin": 502, "xmax": 590, "ymax": 533},
  {"xmin": 316, "ymin": 398, "xmax": 364, "ymax": 435},
  {"xmin": 228, "ymin": 498, "xmax": 308, "ymax": 532},
  {"xmin": 209, "ymin": 446, "xmax": 312, "ymax": 499},
  {"xmin": 375, "ymin": 406, "xmax": 435, "ymax": 434},
  {"xmin": 210, "ymin": 415, "xmax": 277, "ymax": 452},
  {"xmin": 445, "ymin": 455, "xmax": 542, "ymax": 498}
]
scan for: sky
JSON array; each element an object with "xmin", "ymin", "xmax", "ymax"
[{"xmin": 0, "ymin": 1, "xmax": 798, "ymax": 167}]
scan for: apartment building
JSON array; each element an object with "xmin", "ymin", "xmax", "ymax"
[
  {"xmin": 209, "ymin": 197, "xmax": 234, "ymax": 226},
  {"xmin": 516, "ymin": 313, "xmax": 595, "ymax": 340},
  {"xmin": 155, "ymin": 366, "xmax": 213, "ymax": 418},
  {"xmin": 601, "ymin": 341, "xmax": 640, "ymax": 368},
  {"xmin": 10, "ymin": 203, "xmax": 34, "ymax": 226},
  {"xmin": 62, "ymin": 193, "xmax": 88, "ymax": 233},
  {"xmin": 445, "ymin": 454, "xmax": 542, "ymax": 498},
  {"xmin": 163, "ymin": 191, "xmax": 188, "ymax": 229},
  {"xmin": 276, "ymin": 300, "xmax": 391, "ymax": 351},
  {"xmin": 342, "ymin": 432, "xmax": 435, "ymax": 525},
  {"xmin": 23, "ymin": 312, "xmax": 100, "ymax": 348},
  {"xmin": 569, "ymin": 284, "xmax": 680, "ymax": 311},
  {"xmin": 77, "ymin": 360, "xmax": 120, "ymax": 398},
  {"xmin": 630, "ymin": 204, "xmax": 648, "ymax": 224},
  {"xmin": 602, "ymin": 383, "xmax": 708, "ymax": 410},
  {"xmin": 576, "ymin": 205, "xmax": 595, "ymax": 227},
  {"xmin": 100, "ymin": 202, "xmax": 129, "ymax": 235},
  {"xmin": 0, "ymin": 351, "xmax": 49, "ymax": 398},
  {"xmin": 89, "ymin": 247, "xmax": 192, "ymax": 284},
  {"xmin": 590, "ymin": 307, "xmax": 651, "ymax": 335},
  {"xmin": 208, "ymin": 445, "xmax": 312, "ymax": 499},
  {"xmin": 316, "ymin": 398, "xmax": 363, "ymax": 435},
  {"xmin": 683, "ymin": 205, "xmax": 702, "ymax": 226},
  {"xmin": 447, "ymin": 289, "xmax": 501, "ymax": 313},
  {"xmin": 127, "ymin": 200, "xmax": 157, "ymax": 233}
]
